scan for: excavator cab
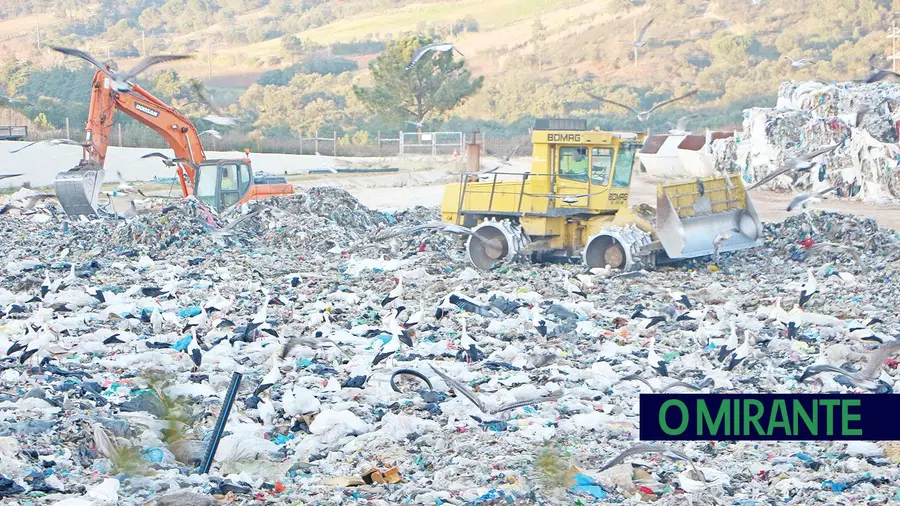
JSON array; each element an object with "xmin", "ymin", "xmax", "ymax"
[{"xmin": 194, "ymin": 160, "xmax": 253, "ymax": 211}]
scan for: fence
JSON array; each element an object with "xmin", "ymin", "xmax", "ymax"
[
  {"xmin": 23, "ymin": 122, "xmax": 532, "ymax": 160},
  {"xmin": 399, "ymin": 131, "xmax": 463, "ymax": 156}
]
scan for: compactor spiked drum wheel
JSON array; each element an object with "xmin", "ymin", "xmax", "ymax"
[
  {"xmin": 583, "ymin": 225, "xmax": 653, "ymax": 271},
  {"xmin": 466, "ymin": 219, "xmax": 526, "ymax": 270}
]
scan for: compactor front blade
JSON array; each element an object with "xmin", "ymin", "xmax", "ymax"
[{"xmin": 654, "ymin": 175, "xmax": 762, "ymax": 259}]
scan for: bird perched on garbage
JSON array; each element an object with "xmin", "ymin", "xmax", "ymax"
[
  {"xmin": 716, "ymin": 323, "xmax": 739, "ymax": 362},
  {"xmin": 668, "ymin": 289, "xmax": 692, "ymax": 309},
  {"xmin": 254, "ymin": 352, "xmax": 282, "ymax": 395},
  {"xmin": 458, "ymin": 317, "xmax": 483, "ymax": 363},
  {"xmin": 437, "ymin": 293, "xmax": 499, "ymax": 319},
  {"xmin": 647, "ymin": 338, "xmax": 668, "ymax": 377},
  {"xmin": 403, "ymin": 301, "xmax": 424, "ymax": 330},
  {"xmin": 245, "ymin": 294, "xmax": 278, "ymax": 339},
  {"xmin": 39, "ymin": 270, "xmax": 64, "ymax": 300},
  {"xmin": 632, "ymin": 308, "xmax": 667, "ymax": 329},
  {"xmin": 587, "ymin": 90, "xmax": 698, "ymax": 122},
  {"xmin": 405, "ymin": 42, "xmax": 465, "ymax": 70},
  {"xmin": 784, "ymin": 56, "xmax": 815, "ymax": 68},
  {"xmin": 844, "ymin": 317, "xmax": 885, "ymax": 344},
  {"xmin": 50, "ymin": 46, "xmax": 191, "ymax": 93},
  {"xmin": 386, "ymin": 307, "xmax": 413, "ymax": 347},
  {"xmin": 186, "ymin": 329, "xmax": 203, "ymax": 370},
  {"xmin": 785, "ymin": 305, "xmax": 804, "ymax": 339},
  {"xmin": 531, "ymin": 305, "xmax": 547, "ymax": 338},
  {"xmin": 561, "ymin": 271, "xmax": 587, "ymax": 299},
  {"xmin": 371, "ymin": 324, "xmax": 402, "ymax": 367},
  {"xmin": 381, "ymin": 277, "xmax": 403, "ymax": 307},
  {"xmin": 724, "ymin": 330, "xmax": 751, "ymax": 371},
  {"xmin": 182, "ymin": 306, "xmax": 208, "ymax": 334},
  {"xmin": 150, "ymin": 305, "xmax": 163, "ymax": 334},
  {"xmin": 799, "ymin": 268, "xmax": 818, "ymax": 308}
]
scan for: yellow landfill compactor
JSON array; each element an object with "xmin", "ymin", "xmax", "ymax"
[{"xmin": 440, "ymin": 118, "xmax": 763, "ymax": 270}]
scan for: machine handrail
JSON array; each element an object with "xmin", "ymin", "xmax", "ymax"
[{"xmin": 455, "ymin": 170, "xmax": 614, "ymax": 216}]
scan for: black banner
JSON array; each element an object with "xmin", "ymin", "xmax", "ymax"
[{"xmin": 639, "ymin": 394, "xmax": 900, "ymax": 441}]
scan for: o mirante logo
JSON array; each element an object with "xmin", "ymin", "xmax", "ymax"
[{"xmin": 640, "ymin": 394, "xmax": 895, "ymax": 441}]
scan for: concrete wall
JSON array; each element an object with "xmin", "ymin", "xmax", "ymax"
[{"xmin": 0, "ymin": 142, "xmax": 363, "ymax": 189}]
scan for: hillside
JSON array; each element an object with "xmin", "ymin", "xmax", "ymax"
[{"xmin": 0, "ymin": 0, "xmax": 891, "ymax": 142}]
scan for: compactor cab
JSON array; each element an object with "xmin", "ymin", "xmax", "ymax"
[{"xmin": 441, "ymin": 118, "xmax": 762, "ymax": 270}]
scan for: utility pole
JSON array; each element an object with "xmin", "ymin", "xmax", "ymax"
[
  {"xmin": 207, "ymin": 42, "xmax": 212, "ymax": 80},
  {"xmin": 35, "ymin": 12, "xmax": 41, "ymax": 50},
  {"xmin": 891, "ymin": 13, "xmax": 900, "ymax": 72},
  {"xmin": 141, "ymin": 30, "xmax": 146, "ymax": 56},
  {"xmin": 633, "ymin": 18, "xmax": 638, "ymax": 69}
]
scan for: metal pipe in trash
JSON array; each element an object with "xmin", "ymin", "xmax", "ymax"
[{"xmin": 199, "ymin": 371, "xmax": 242, "ymax": 474}]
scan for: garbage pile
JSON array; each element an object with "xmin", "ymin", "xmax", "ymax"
[
  {"xmin": 732, "ymin": 81, "xmax": 900, "ymax": 201},
  {"xmin": 1, "ymin": 187, "xmax": 900, "ymax": 505}
]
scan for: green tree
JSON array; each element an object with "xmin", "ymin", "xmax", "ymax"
[
  {"xmin": 281, "ymin": 35, "xmax": 303, "ymax": 65},
  {"xmin": 139, "ymin": 6, "xmax": 164, "ymax": 32},
  {"xmin": 33, "ymin": 112, "xmax": 55, "ymax": 130},
  {"xmin": 352, "ymin": 36, "xmax": 484, "ymax": 125}
]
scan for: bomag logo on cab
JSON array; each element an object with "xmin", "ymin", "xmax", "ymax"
[
  {"xmin": 609, "ymin": 193, "xmax": 628, "ymax": 204},
  {"xmin": 135, "ymin": 102, "xmax": 160, "ymax": 118},
  {"xmin": 547, "ymin": 133, "xmax": 581, "ymax": 143}
]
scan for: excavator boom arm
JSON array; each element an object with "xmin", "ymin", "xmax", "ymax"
[
  {"xmin": 84, "ymin": 70, "xmax": 205, "ymax": 192},
  {"xmin": 55, "ymin": 71, "xmax": 206, "ymax": 215}
]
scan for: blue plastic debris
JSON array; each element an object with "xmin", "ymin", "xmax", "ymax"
[
  {"xmin": 469, "ymin": 489, "xmax": 514, "ymax": 505},
  {"xmin": 141, "ymin": 447, "xmax": 165, "ymax": 463},
  {"xmin": 792, "ymin": 452, "xmax": 813, "ymax": 462},
  {"xmin": 172, "ymin": 335, "xmax": 191, "ymax": 352},
  {"xmin": 272, "ymin": 434, "xmax": 295, "ymax": 445},
  {"xmin": 821, "ymin": 480, "xmax": 848, "ymax": 493},
  {"xmin": 569, "ymin": 474, "xmax": 607, "ymax": 499},
  {"xmin": 177, "ymin": 306, "xmax": 202, "ymax": 318}
]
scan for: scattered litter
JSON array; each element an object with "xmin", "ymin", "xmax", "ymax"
[{"xmin": 0, "ymin": 185, "xmax": 897, "ymax": 505}]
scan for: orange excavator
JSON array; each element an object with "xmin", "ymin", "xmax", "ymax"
[{"xmin": 53, "ymin": 71, "xmax": 294, "ymax": 216}]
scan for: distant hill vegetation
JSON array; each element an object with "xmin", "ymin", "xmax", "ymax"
[{"xmin": 0, "ymin": 0, "xmax": 891, "ymax": 142}]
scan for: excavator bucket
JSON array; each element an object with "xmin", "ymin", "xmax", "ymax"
[
  {"xmin": 53, "ymin": 166, "xmax": 105, "ymax": 216},
  {"xmin": 654, "ymin": 175, "xmax": 762, "ymax": 260}
]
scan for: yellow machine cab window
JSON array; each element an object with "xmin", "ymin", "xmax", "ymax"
[
  {"xmin": 612, "ymin": 145, "xmax": 637, "ymax": 187},
  {"xmin": 591, "ymin": 147, "xmax": 612, "ymax": 185},
  {"xmin": 558, "ymin": 146, "xmax": 589, "ymax": 182}
]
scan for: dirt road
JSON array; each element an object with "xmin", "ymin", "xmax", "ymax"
[{"xmin": 124, "ymin": 157, "xmax": 900, "ymax": 231}]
